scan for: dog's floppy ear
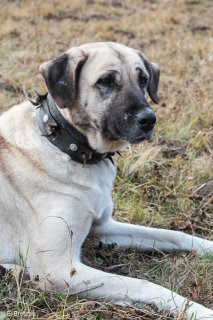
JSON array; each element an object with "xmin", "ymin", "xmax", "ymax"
[
  {"xmin": 39, "ymin": 50, "xmax": 87, "ymax": 108},
  {"xmin": 139, "ymin": 53, "xmax": 160, "ymax": 104}
]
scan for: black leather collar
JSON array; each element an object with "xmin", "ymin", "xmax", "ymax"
[{"xmin": 32, "ymin": 91, "xmax": 115, "ymax": 165}]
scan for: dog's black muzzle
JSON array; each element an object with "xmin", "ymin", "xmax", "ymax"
[{"xmin": 102, "ymin": 86, "xmax": 157, "ymax": 144}]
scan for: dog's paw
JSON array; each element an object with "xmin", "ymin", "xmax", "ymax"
[
  {"xmin": 194, "ymin": 239, "xmax": 213, "ymax": 257},
  {"xmin": 186, "ymin": 303, "xmax": 213, "ymax": 320}
]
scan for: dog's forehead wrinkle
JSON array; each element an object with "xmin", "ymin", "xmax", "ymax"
[
  {"xmin": 101, "ymin": 67, "xmax": 120, "ymax": 74},
  {"xmin": 96, "ymin": 65, "xmax": 121, "ymax": 76}
]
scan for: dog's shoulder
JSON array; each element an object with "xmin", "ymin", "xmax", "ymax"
[{"xmin": 0, "ymin": 101, "xmax": 35, "ymax": 141}]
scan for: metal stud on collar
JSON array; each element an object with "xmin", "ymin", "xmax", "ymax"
[
  {"xmin": 43, "ymin": 114, "xmax": 48, "ymax": 123},
  {"xmin": 69, "ymin": 143, "xmax": 78, "ymax": 151}
]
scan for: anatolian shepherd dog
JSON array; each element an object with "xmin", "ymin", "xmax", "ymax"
[{"xmin": 0, "ymin": 42, "xmax": 212, "ymax": 319}]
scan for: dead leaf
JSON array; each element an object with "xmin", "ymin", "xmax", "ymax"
[
  {"xmin": 70, "ymin": 268, "xmax": 77, "ymax": 277},
  {"xmin": 171, "ymin": 219, "xmax": 192, "ymax": 231}
]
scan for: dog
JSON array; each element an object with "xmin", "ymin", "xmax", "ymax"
[{"xmin": 0, "ymin": 42, "xmax": 212, "ymax": 319}]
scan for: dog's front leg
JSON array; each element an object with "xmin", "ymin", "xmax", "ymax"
[
  {"xmin": 92, "ymin": 219, "xmax": 213, "ymax": 256},
  {"xmin": 50, "ymin": 261, "xmax": 213, "ymax": 320}
]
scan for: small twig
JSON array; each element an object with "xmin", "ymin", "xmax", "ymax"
[
  {"xmin": 177, "ymin": 271, "xmax": 191, "ymax": 288},
  {"xmin": 102, "ymin": 263, "xmax": 128, "ymax": 271},
  {"xmin": 193, "ymin": 225, "xmax": 211, "ymax": 232},
  {"xmin": 70, "ymin": 282, "xmax": 104, "ymax": 297}
]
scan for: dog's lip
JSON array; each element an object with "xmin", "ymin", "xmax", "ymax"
[
  {"xmin": 130, "ymin": 129, "xmax": 154, "ymax": 144},
  {"xmin": 102, "ymin": 120, "xmax": 154, "ymax": 143},
  {"xmin": 145, "ymin": 129, "xmax": 154, "ymax": 141}
]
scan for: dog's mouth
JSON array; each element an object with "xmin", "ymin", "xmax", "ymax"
[{"xmin": 128, "ymin": 129, "xmax": 154, "ymax": 144}]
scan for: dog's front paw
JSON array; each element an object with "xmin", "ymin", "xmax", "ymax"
[
  {"xmin": 186, "ymin": 303, "xmax": 213, "ymax": 320},
  {"xmin": 194, "ymin": 239, "xmax": 213, "ymax": 257}
]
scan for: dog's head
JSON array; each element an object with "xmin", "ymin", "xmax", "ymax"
[{"xmin": 40, "ymin": 42, "xmax": 160, "ymax": 153}]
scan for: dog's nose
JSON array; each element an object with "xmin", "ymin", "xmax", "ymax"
[{"xmin": 136, "ymin": 110, "xmax": 156, "ymax": 131}]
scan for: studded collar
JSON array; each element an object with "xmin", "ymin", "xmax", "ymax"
[{"xmin": 32, "ymin": 91, "xmax": 116, "ymax": 165}]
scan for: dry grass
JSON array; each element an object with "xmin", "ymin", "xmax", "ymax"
[{"xmin": 0, "ymin": 0, "xmax": 213, "ymax": 319}]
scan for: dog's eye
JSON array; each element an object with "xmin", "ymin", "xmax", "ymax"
[
  {"xmin": 137, "ymin": 68, "xmax": 148, "ymax": 87},
  {"xmin": 138, "ymin": 73, "xmax": 148, "ymax": 86},
  {"xmin": 97, "ymin": 74, "xmax": 115, "ymax": 87},
  {"xmin": 139, "ymin": 75, "xmax": 147, "ymax": 85}
]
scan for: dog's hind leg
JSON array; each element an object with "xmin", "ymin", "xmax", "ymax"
[{"xmin": 92, "ymin": 218, "xmax": 213, "ymax": 256}]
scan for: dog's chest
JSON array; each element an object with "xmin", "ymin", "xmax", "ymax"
[{"xmin": 53, "ymin": 159, "xmax": 116, "ymax": 221}]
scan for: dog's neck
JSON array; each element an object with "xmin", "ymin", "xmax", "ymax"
[{"xmin": 32, "ymin": 92, "xmax": 116, "ymax": 165}]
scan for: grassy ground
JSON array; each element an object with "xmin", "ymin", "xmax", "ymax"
[{"xmin": 0, "ymin": 0, "xmax": 212, "ymax": 319}]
